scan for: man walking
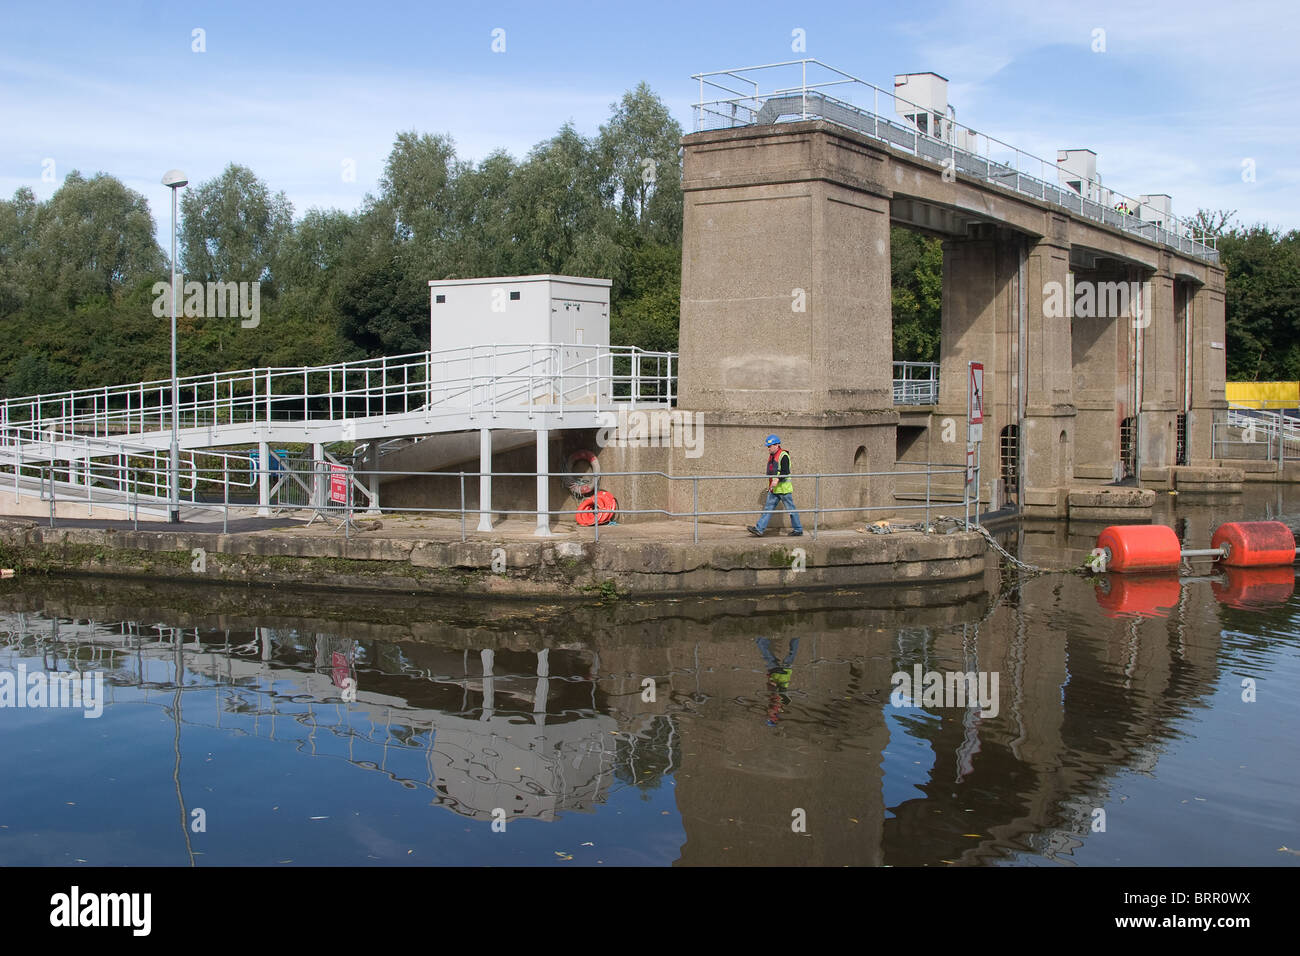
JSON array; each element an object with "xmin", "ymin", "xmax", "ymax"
[{"xmin": 748, "ymin": 434, "xmax": 804, "ymax": 537}]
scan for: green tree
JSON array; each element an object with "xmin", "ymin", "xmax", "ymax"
[
  {"xmin": 0, "ymin": 187, "xmax": 39, "ymax": 317},
  {"xmin": 179, "ymin": 163, "xmax": 293, "ymax": 289},
  {"xmin": 508, "ymin": 124, "xmax": 621, "ymax": 278},
  {"xmin": 1218, "ymin": 224, "xmax": 1300, "ymax": 380},
  {"xmin": 3, "ymin": 353, "xmax": 73, "ymax": 397},
  {"xmin": 891, "ymin": 227, "xmax": 943, "ymax": 362},
  {"xmin": 379, "ymin": 131, "xmax": 466, "ymax": 273},
  {"xmin": 597, "ymin": 82, "xmax": 684, "ymax": 240},
  {"xmin": 27, "ymin": 172, "xmax": 164, "ymax": 310}
]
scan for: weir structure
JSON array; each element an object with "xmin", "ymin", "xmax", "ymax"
[
  {"xmin": 0, "ymin": 60, "xmax": 1237, "ymax": 531},
  {"xmin": 654, "ymin": 60, "xmax": 1227, "ymax": 520}
]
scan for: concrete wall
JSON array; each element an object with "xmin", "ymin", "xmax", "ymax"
[
  {"xmin": 674, "ymin": 123, "xmax": 900, "ymax": 526},
  {"xmin": 675, "ymin": 119, "xmax": 1227, "ymax": 520}
]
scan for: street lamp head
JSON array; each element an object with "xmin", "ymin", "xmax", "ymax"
[{"xmin": 162, "ymin": 169, "xmax": 188, "ymax": 189}]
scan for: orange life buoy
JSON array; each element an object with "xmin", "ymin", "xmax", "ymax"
[{"xmin": 575, "ymin": 490, "xmax": 616, "ymax": 526}]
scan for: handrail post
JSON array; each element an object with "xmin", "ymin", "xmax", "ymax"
[
  {"xmin": 460, "ymin": 471, "xmax": 466, "ymax": 542},
  {"xmin": 48, "ymin": 466, "xmax": 55, "ymax": 528},
  {"xmin": 223, "ymin": 459, "xmax": 229, "ymax": 535},
  {"xmin": 693, "ymin": 476, "xmax": 699, "ymax": 544},
  {"xmin": 814, "ymin": 474, "xmax": 820, "ymax": 539},
  {"xmin": 593, "ymin": 472, "xmax": 600, "ymax": 543},
  {"xmin": 926, "ymin": 462, "xmax": 932, "ymax": 530},
  {"xmin": 1279, "ymin": 410, "xmax": 1285, "ymax": 472}
]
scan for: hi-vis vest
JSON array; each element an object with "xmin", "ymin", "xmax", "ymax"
[{"xmin": 768, "ymin": 450, "xmax": 792, "ymax": 494}]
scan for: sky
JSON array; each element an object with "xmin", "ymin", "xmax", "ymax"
[{"xmin": 3, "ymin": 0, "xmax": 1298, "ymax": 236}]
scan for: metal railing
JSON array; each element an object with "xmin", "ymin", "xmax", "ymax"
[
  {"xmin": 692, "ymin": 59, "xmax": 1219, "ymax": 262},
  {"xmin": 24, "ymin": 461, "xmax": 975, "ymax": 541},
  {"xmin": 0, "ymin": 422, "xmax": 256, "ymax": 510},
  {"xmin": 893, "ymin": 361, "xmax": 940, "ymax": 405},
  {"xmin": 1214, "ymin": 407, "xmax": 1300, "ymax": 468},
  {"xmin": 0, "ymin": 343, "xmax": 678, "ymax": 441}
]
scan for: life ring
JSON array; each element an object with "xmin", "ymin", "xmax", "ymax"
[
  {"xmin": 564, "ymin": 449, "xmax": 599, "ymax": 498},
  {"xmin": 575, "ymin": 490, "xmax": 617, "ymax": 526}
]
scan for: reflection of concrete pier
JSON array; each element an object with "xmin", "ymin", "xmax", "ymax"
[{"xmin": 0, "ymin": 544, "xmax": 1245, "ymax": 862}]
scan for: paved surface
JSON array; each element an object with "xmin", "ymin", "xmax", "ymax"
[
  {"xmin": 6, "ymin": 510, "xmax": 949, "ymax": 543},
  {"xmin": 23, "ymin": 516, "xmax": 304, "ymax": 534}
]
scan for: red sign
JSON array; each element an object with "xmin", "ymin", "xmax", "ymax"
[
  {"xmin": 329, "ymin": 464, "xmax": 349, "ymax": 505},
  {"xmin": 331, "ymin": 651, "xmax": 350, "ymax": 688}
]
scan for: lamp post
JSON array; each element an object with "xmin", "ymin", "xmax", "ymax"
[{"xmin": 162, "ymin": 169, "xmax": 188, "ymax": 523}]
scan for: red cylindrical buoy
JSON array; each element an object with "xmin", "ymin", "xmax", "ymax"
[
  {"xmin": 1210, "ymin": 521, "xmax": 1297, "ymax": 568},
  {"xmin": 1096, "ymin": 524, "xmax": 1182, "ymax": 572},
  {"xmin": 1094, "ymin": 574, "xmax": 1182, "ymax": 619},
  {"xmin": 1212, "ymin": 566, "xmax": 1296, "ymax": 609}
]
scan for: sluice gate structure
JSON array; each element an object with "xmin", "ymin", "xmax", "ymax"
[{"xmin": 655, "ymin": 59, "xmax": 1228, "ymax": 520}]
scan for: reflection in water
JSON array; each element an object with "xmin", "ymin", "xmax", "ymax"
[
  {"xmin": 0, "ymin": 488, "xmax": 1298, "ymax": 866},
  {"xmin": 756, "ymin": 637, "xmax": 800, "ymax": 726}
]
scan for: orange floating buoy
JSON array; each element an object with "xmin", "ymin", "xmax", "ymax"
[
  {"xmin": 1094, "ymin": 574, "xmax": 1182, "ymax": 619},
  {"xmin": 1212, "ymin": 566, "xmax": 1296, "ymax": 609},
  {"xmin": 1210, "ymin": 521, "xmax": 1297, "ymax": 568},
  {"xmin": 1095, "ymin": 524, "xmax": 1182, "ymax": 572},
  {"xmin": 575, "ymin": 490, "xmax": 617, "ymax": 526}
]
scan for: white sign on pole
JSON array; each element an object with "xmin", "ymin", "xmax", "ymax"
[{"xmin": 968, "ymin": 361, "xmax": 984, "ymax": 443}]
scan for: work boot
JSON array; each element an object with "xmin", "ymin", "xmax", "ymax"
[{"xmin": 747, "ymin": 526, "xmax": 764, "ymax": 537}]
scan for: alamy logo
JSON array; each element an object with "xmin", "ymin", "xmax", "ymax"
[
  {"xmin": 1043, "ymin": 278, "xmax": 1148, "ymax": 327},
  {"xmin": 0, "ymin": 666, "xmax": 104, "ymax": 718},
  {"xmin": 152, "ymin": 279, "xmax": 261, "ymax": 328},
  {"xmin": 49, "ymin": 886, "xmax": 151, "ymax": 936},
  {"xmin": 594, "ymin": 408, "xmax": 704, "ymax": 458},
  {"xmin": 890, "ymin": 666, "xmax": 999, "ymax": 718}
]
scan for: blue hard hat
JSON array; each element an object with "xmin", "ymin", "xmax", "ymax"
[{"xmin": 765, "ymin": 434, "xmax": 781, "ymax": 446}]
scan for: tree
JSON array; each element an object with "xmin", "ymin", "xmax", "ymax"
[
  {"xmin": 0, "ymin": 187, "xmax": 39, "ymax": 317},
  {"xmin": 3, "ymin": 353, "xmax": 73, "ymax": 397},
  {"xmin": 448, "ymin": 150, "xmax": 518, "ymax": 277},
  {"xmin": 179, "ymin": 164, "xmax": 293, "ymax": 288},
  {"xmin": 1218, "ymin": 225, "xmax": 1300, "ymax": 380},
  {"xmin": 891, "ymin": 228, "xmax": 943, "ymax": 362},
  {"xmin": 508, "ymin": 124, "xmax": 621, "ymax": 278},
  {"xmin": 597, "ymin": 82, "xmax": 683, "ymax": 240},
  {"xmin": 27, "ymin": 172, "xmax": 164, "ymax": 310},
  {"xmin": 1190, "ymin": 208, "xmax": 1238, "ymax": 239},
  {"xmin": 379, "ymin": 131, "xmax": 465, "ymax": 276}
]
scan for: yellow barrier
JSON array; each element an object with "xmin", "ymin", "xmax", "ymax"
[{"xmin": 1226, "ymin": 381, "xmax": 1299, "ymax": 409}]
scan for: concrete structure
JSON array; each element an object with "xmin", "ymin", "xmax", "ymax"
[{"xmin": 663, "ymin": 61, "xmax": 1228, "ymax": 520}]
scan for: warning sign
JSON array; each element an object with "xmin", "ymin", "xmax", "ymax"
[
  {"xmin": 968, "ymin": 362, "xmax": 984, "ymax": 443},
  {"xmin": 325, "ymin": 465, "xmax": 345, "ymax": 504}
]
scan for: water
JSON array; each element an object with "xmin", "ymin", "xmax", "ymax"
[{"xmin": 2, "ymin": 486, "xmax": 1298, "ymax": 867}]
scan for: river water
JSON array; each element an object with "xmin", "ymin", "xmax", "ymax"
[{"xmin": 1, "ymin": 486, "xmax": 1298, "ymax": 867}]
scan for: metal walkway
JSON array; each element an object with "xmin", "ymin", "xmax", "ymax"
[{"xmin": 0, "ymin": 343, "xmax": 677, "ymax": 523}]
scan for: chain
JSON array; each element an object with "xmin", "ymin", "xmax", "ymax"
[{"xmin": 934, "ymin": 515, "xmax": 1089, "ymax": 577}]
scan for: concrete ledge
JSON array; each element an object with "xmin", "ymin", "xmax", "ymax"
[
  {"xmin": 1067, "ymin": 487, "xmax": 1155, "ymax": 522},
  {"xmin": 1173, "ymin": 465, "xmax": 1244, "ymax": 493},
  {"xmin": 0, "ymin": 520, "xmax": 986, "ymax": 598}
]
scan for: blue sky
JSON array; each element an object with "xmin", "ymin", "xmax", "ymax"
[{"xmin": 3, "ymin": 0, "xmax": 1297, "ymax": 233}]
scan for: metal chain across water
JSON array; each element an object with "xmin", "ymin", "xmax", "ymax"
[{"xmin": 933, "ymin": 515, "xmax": 1090, "ymax": 576}]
